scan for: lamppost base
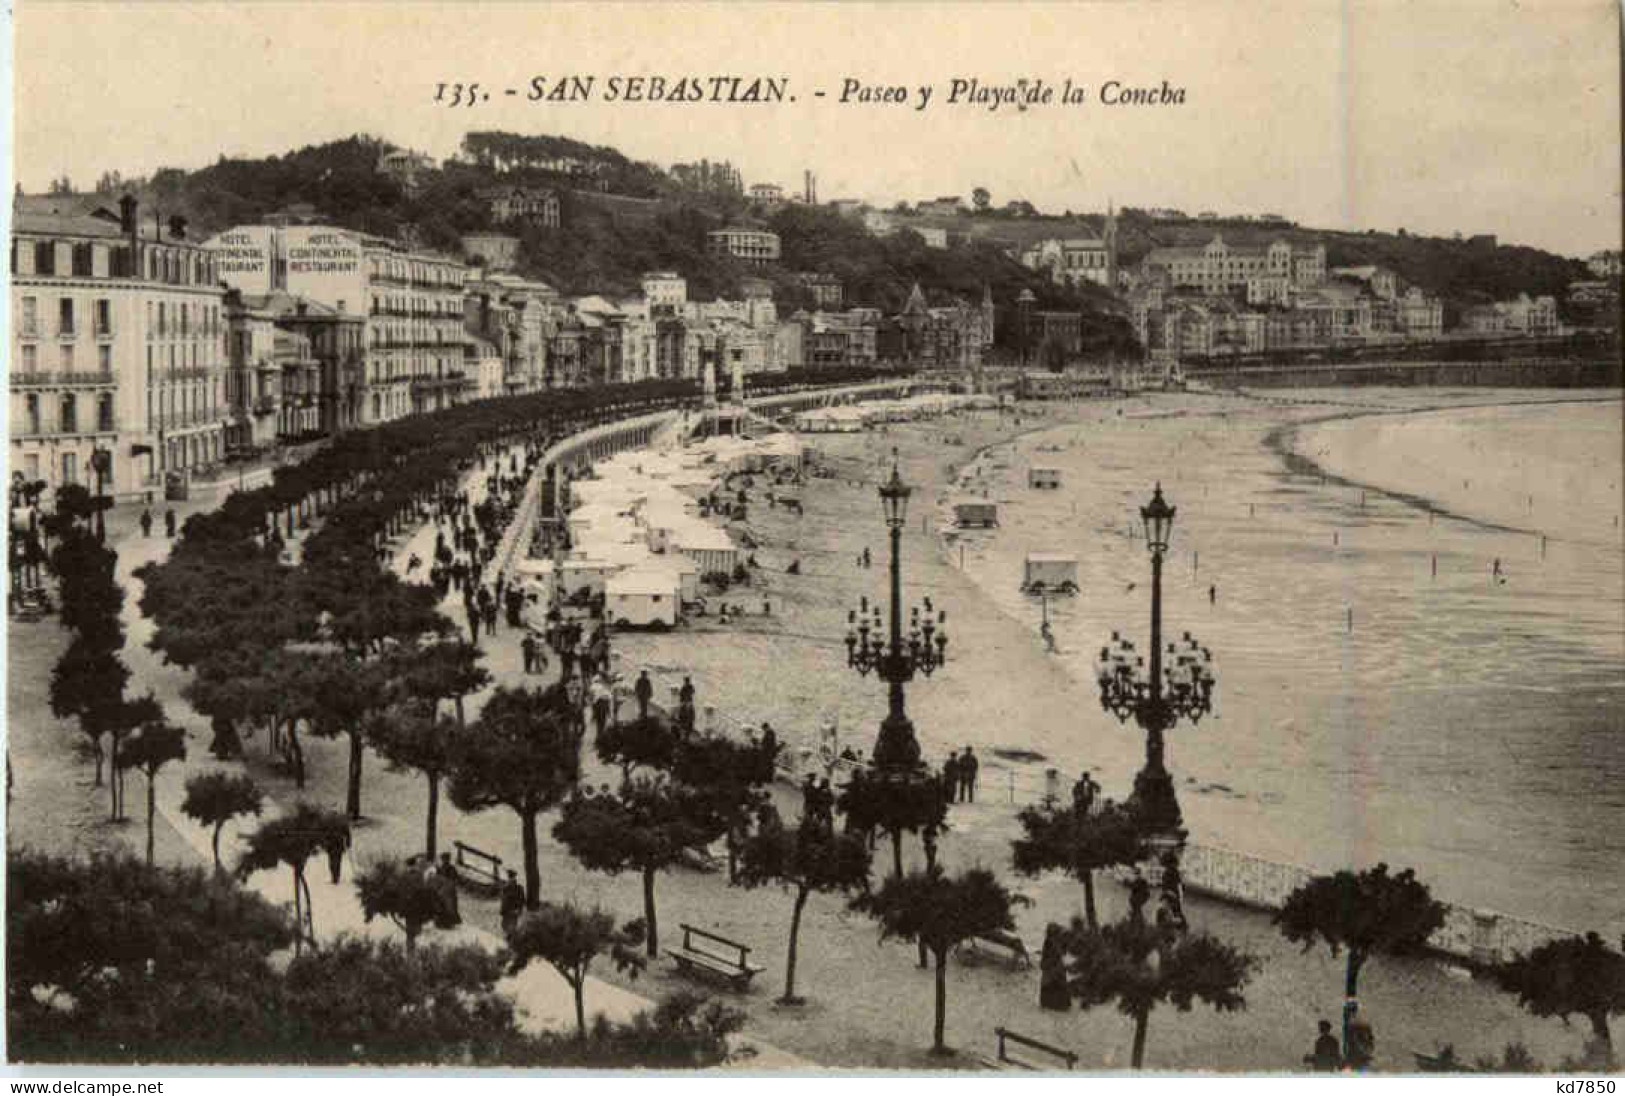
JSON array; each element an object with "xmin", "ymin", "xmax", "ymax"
[
  {"xmin": 1129, "ymin": 765, "xmax": 1186, "ymax": 847},
  {"xmin": 873, "ymin": 712, "xmax": 921, "ymax": 770}
]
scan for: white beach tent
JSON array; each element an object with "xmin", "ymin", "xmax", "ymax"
[{"xmin": 605, "ymin": 570, "xmax": 681, "ymax": 629}]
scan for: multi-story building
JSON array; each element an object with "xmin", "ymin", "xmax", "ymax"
[
  {"xmin": 797, "ymin": 273, "xmax": 844, "ymax": 309},
  {"xmin": 747, "ymin": 183, "xmax": 785, "ymax": 206},
  {"xmin": 465, "ymin": 336, "xmax": 505, "ymax": 400},
  {"xmin": 479, "ymin": 186, "xmax": 561, "ymax": 228},
  {"xmin": 462, "ymin": 233, "xmax": 520, "ymax": 270},
  {"xmin": 377, "ymin": 148, "xmax": 436, "ymax": 191},
  {"xmin": 207, "ymin": 225, "xmax": 470, "ymax": 423},
  {"xmin": 642, "ymin": 271, "xmax": 688, "ymax": 312},
  {"xmin": 12, "ymin": 195, "xmax": 229, "ymax": 500},
  {"xmin": 464, "ymin": 273, "xmax": 558, "ymax": 393},
  {"xmin": 1020, "ymin": 226, "xmax": 1119, "ymax": 290},
  {"xmin": 1586, "ymin": 250, "xmax": 1621, "ymax": 278},
  {"xmin": 223, "ymin": 288, "xmax": 366, "ymax": 447},
  {"xmin": 1143, "ymin": 236, "xmax": 1325, "ymax": 297},
  {"xmin": 706, "ymin": 227, "xmax": 781, "ymax": 265},
  {"xmin": 1331, "ymin": 265, "xmax": 1399, "ymax": 300},
  {"xmin": 1395, "ymin": 286, "xmax": 1443, "ymax": 338},
  {"xmin": 877, "ymin": 283, "xmax": 986, "ymax": 369}
]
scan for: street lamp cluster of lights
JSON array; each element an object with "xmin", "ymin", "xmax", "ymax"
[
  {"xmin": 841, "ymin": 453, "xmax": 949, "ymax": 771},
  {"xmin": 1095, "ymin": 483, "xmax": 1217, "ymax": 845}
]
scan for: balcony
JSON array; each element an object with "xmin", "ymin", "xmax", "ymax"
[
  {"xmin": 10, "ymin": 370, "xmax": 117, "ymax": 388},
  {"xmin": 253, "ymin": 396, "xmax": 278, "ymax": 415}
]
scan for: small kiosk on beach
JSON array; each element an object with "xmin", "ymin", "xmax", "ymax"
[
  {"xmin": 1029, "ymin": 467, "xmax": 1063, "ymax": 490},
  {"xmin": 1022, "ymin": 552, "xmax": 1079, "ymax": 595},
  {"xmin": 953, "ymin": 499, "xmax": 999, "ymax": 529}
]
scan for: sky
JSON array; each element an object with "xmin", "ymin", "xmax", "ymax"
[{"xmin": 12, "ymin": 0, "xmax": 1622, "ymax": 257}]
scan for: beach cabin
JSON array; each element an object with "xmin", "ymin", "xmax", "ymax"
[
  {"xmin": 1029, "ymin": 467, "xmax": 1062, "ymax": 490},
  {"xmin": 953, "ymin": 499, "xmax": 999, "ymax": 529},
  {"xmin": 1022, "ymin": 552, "xmax": 1079, "ymax": 595},
  {"xmin": 670, "ymin": 523, "xmax": 739, "ymax": 578},
  {"xmin": 605, "ymin": 570, "xmax": 681, "ymax": 630}
]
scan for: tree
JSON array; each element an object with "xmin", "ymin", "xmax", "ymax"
[
  {"xmin": 392, "ymin": 638, "xmax": 489, "ymax": 729},
  {"xmin": 369, "ymin": 701, "xmax": 457, "ymax": 858},
  {"xmin": 237, "ymin": 803, "xmax": 352, "ymax": 950},
  {"xmin": 1276, "ymin": 862, "xmax": 1446, "ymax": 1058},
  {"xmin": 114, "ymin": 709, "xmax": 187, "ymax": 865},
  {"xmin": 49, "ymin": 635, "xmax": 129, "ymax": 797},
  {"xmin": 838, "ymin": 766, "xmax": 949, "ymax": 879},
  {"xmin": 734, "ymin": 816, "xmax": 871, "ymax": 1004},
  {"xmin": 506, "ymin": 902, "xmax": 646, "ymax": 1037},
  {"xmin": 1011, "ymin": 800, "xmax": 1147, "ymax": 927},
  {"xmin": 1063, "ymin": 916, "xmax": 1256, "ymax": 1069},
  {"xmin": 971, "ymin": 187, "xmax": 991, "ymax": 212},
  {"xmin": 851, "ymin": 867, "xmax": 1027, "ymax": 1054},
  {"xmin": 355, "ymin": 859, "xmax": 447, "ymax": 953},
  {"xmin": 1491, "ymin": 932, "xmax": 1624, "ymax": 1068},
  {"xmin": 553, "ymin": 776, "xmax": 720, "ymax": 958},
  {"xmin": 447, "ymin": 684, "xmax": 581, "ymax": 909},
  {"xmin": 179, "ymin": 772, "xmax": 263, "ymax": 871},
  {"xmin": 594, "ymin": 713, "xmax": 677, "ymax": 782},
  {"xmin": 305, "ymin": 655, "xmax": 388, "ymax": 821}
]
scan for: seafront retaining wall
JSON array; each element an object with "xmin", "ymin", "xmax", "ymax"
[{"xmin": 1189, "ymin": 356, "xmax": 1620, "ymax": 389}]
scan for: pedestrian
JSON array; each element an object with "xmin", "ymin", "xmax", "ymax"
[
  {"xmin": 863, "ymin": 546, "xmax": 872, "ymax": 569},
  {"xmin": 499, "ymin": 869, "xmax": 526, "ymax": 937},
  {"xmin": 591, "ymin": 676, "xmax": 612, "ymax": 737},
  {"xmin": 1072, "ymin": 770, "xmax": 1096, "ymax": 815},
  {"xmin": 759, "ymin": 722, "xmax": 778, "ymax": 762},
  {"xmin": 942, "ymin": 753, "xmax": 960, "ymax": 804},
  {"xmin": 521, "ymin": 633, "xmax": 538, "ymax": 674},
  {"xmin": 434, "ymin": 852, "xmax": 462, "ymax": 928},
  {"xmin": 634, "ymin": 669, "xmax": 653, "ymax": 719},
  {"xmin": 482, "ymin": 599, "xmax": 498, "ymax": 637},
  {"xmin": 678, "ymin": 675, "xmax": 696, "ymax": 730},
  {"xmin": 1040, "ymin": 619, "xmax": 1056, "ymax": 653},
  {"xmin": 164, "ymin": 508, "xmax": 176, "ymax": 538},
  {"xmin": 139, "ymin": 508, "xmax": 152, "ymax": 538},
  {"xmin": 959, "ymin": 746, "xmax": 979, "ymax": 803},
  {"xmin": 1209, "ymin": 583, "xmax": 1217, "ymax": 606},
  {"xmin": 1308, "ymin": 1020, "xmax": 1342, "ymax": 1071},
  {"xmin": 1344, "ymin": 1005, "xmax": 1376, "ymax": 1071},
  {"xmin": 1039, "ymin": 923, "xmax": 1071, "ymax": 1011},
  {"xmin": 1127, "ymin": 871, "xmax": 1151, "ymax": 923}
]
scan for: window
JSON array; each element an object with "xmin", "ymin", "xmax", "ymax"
[
  {"xmin": 20, "ymin": 345, "xmax": 37, "ymax": 375},
  {"xmin": 60, "ymin": 394, "xmax": 77, "ymax": 434},
  {"xmin": 58, "ymin": 298, "xmax": 75, "ymax": 337},
  {"xmin": 98, "ymin": 393, "xmax": 114, "ymax": 432},
  {"xmin": 25, "ymin": 395, "xmax": 40, "ymax": 435},
  {"xmin": 72, "ymin": 243, "xmax": 93, "ymax": 277},
  {"xmin": 20, "ymin": 296, "xmax": 38, "ymax": 336},
  {"xmin": 61, "ymin": 452, "xmax": 78, "ymax": 485},
  {"xmin": 60, "ymin": 344, "xmax": 75, "ymax": 372},
  {"xmin": 98, "ymin": 345, "xmax": 112, "ymax": 375},
  {"xmin": 95, "ymin": 299, "xmax": 112, "ymax": 336},
  {"xmin": 35, "ymin": 241, "xmax": 55, "ymax": 275},
  {"xmin": 23, "ymin": 454, "xmax": 39, "ymax": 480}
]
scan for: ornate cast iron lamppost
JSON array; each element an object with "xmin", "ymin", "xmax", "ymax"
[
  {"xmin": 1096, "ymin": 484, "xmax": 1215, "ymax": 848},
  {"xmin": 845, "ymin": 453, "xmax": 948, "ymax": 770}
]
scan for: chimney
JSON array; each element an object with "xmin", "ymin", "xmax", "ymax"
[
  {"xmin": 168, "ymin": 215, "xmax": 188, "ymax": 240},
  {"xmin": 118, "ymin": 193, "xmax": 138, "ymax": 234}
]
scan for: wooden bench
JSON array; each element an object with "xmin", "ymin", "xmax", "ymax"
[
  {"xmin": 980, "ymin": 1027, "xmax": 1079, "ymax": 1071},
  {"xmin": 966, "ymin": 929, "xmax": 1033, "ymax": 968},
  {"xmin": 451, "ymin": 840, "xmax": 504, "ymax": 895},
  {"xmin": 667, "ymin": 923, "xmax": 766, "ymax": 991}
]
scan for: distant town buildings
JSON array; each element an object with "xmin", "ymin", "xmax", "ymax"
[
  {"xmin": 1019, "ymin": 209, "xmax": 1119, "ymax": 289},
  {"xmin": 706, "ymin": 227, "xmax": 781, "ymax": 265},
  {"xmin": 1587, "ymin": 250, "xmax": 1621, "ymax": 278},
  {"xmin": 376, "ymin": 147, "xmax": 436, "ymax": 191},
  {"xmin": 747, "ymin": 183, "xmax": 785, "ymax": 206},
  {"xmin": 479, "ymin": 186, "xmax": 561, "ymax": 228},
  {"xmin": 915, "ymin": 196, "xmax": 966, "ymax": 217},
  {"xmin": 797, "ymin": 272, "xmax": 844, "ymax": 309},
  {"xmin": 1462, "ymin": 293, "xmax": 1560, "ymax": 336}
]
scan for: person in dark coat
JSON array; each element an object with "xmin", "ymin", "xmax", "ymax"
[
  {"xmin": 139, "ymin": 508, "xmax": 152, "ymax": 537},
  {"xmin": 677, "ymin": 676, "xmax": 696, "ymax": 731},
  {"xmin": 1039, "ymin": 923, "xmax": 1071, "ymax": 1010},
  {"xmin": 499, "ymin": 869, "xmax": 526, "ymax": 937},
  {"xmin": 163, "ymin": 508, "xmax": 176, "ymax": 537},
  {"xmin": 624, "ymin": 672, "xmax": 651, "ymax": 723},
  {"xmin": 942, "ymin": 754, "xmax": 960, "ymax": 804},
  {"xmin": 959, "ymin": 747, "xmax": 979, "ymax": 803},
  {"xmin": 521, "ymin": 633, "xmax": 538, "ymax": 674},
  {"xmin": 434, "ymin": 852, "xmax": 462, "ymax": 928},
  {"xmin": 1308, "ymin": 1020, "xmax": 1342, "ymax": 1071}
]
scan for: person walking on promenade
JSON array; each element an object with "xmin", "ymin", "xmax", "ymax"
[
  {"xmin": 1040, "ymin": 619, "xmax": 1056, "ymax": 653},
  {"xmin": 164, "ymin": 508, "xmax": 176, "ymax": 538},
  {"xmin": 499, "ymin": 870, "xmax": 526, "ymax": 937},
  {"xmin": 1039, "ymin": 924, "xmax": 1071, "ymax": 1011},
  {"xmin": 1307, "ymin": 1020, "xmax": 1342, "ymax": 1071},
  {"xmin": 590, "ymin": 676, "xmax": 612, "ymax": 738},
  {"xmin": 634, "ymin": 670, "xmax": 653, "ymax": 720},
  {"xmin": 942, "ymin": 753, "xmax": 961, "ymax": 804},
  {"xmin": 959, "ymin": 746, "xmax": 979, "ymax": 803},
  {"xmin": 677, "ymin": 675, "xmax": 696, "ymax": 732},
  {"xmin": 521, "ymin": 633, "xmax": 538, "ymax": 675},
  {"xmin": 482, "ymin": 598, "xmax": 499, "ymax": 638},
  {"xmin": 434, "ymin": 853, "xmax": 462, "ymax": 928},
  {"xmin": 1209, "ymin": 584, "xmax": 1217, "ymax": 606},
  {"xmin": 1344, "ymin": 1005, "xmax": 1376, "ymax": 1071},
  {"xmin": 464, "ymin": 596, "xmax": 480, "ymax": 647},
  {"xmin": 1072, "ymin": 770, "xmax": 1096, "ymax": 816},
  {"xmin": 139, "ymin": 508, "xmax": 152, "ymax": 538}
]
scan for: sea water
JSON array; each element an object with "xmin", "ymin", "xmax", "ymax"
[{"xmin": 955, "ymin": 391, "xmax": 1625, "ymax": 934}]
